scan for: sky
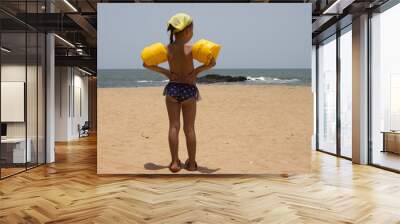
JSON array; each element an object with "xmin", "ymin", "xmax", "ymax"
[{"xmin": 98, "ymin": 3, "xmax": 311, "ymax": 70}]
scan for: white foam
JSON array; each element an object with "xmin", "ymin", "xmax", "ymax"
[
  {"xmin": 246, "ymin": 76, "xmax": 266, "ymax": 81},
  {"xmin": 246, "ymin": 76, "xmax": 300, "ymax": 84}
]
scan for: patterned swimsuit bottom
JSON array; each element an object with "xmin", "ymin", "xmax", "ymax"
[{"xmin": 163, "ymin": 81, "xmax": 201, "ymax": 103}]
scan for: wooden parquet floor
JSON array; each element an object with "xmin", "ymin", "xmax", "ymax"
[{"xmin": 1, "ymin": 135, "xmax": 400, "ymax": 224}]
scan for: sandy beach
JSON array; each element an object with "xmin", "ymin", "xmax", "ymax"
[{"xmin": 97, "ymin": 84, "xmax": 312, "ymax": 174}]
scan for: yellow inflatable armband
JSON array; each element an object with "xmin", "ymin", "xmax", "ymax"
[
  {"xmin": 141, "ymin": 42, "xmax": 168, "ymax": 66},
  {"xmin": 192, "ymin": 39, "xmax": 221, "ymax": 64}
]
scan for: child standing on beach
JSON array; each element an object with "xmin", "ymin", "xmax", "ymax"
[{"xmin": 143, "ymin": 13, "xmax": 216, "ymax": 172}]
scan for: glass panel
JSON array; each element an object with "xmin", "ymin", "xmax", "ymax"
[
  {"xmin": 340, "ymin": 27, "xmax": 352, "ymax": 158},
  {"xmin": 26, "ymin": 0, "xmax": 38, "ymax": 169},
  {"xmin": 27, "ymin": 31, "xmax": 38, "ymax": 169},
  {"xmin": 0, "ymin": 1, "xmax": 46, "ymax": 178},
  {"xmin": 371, "ymin": 4, "xmax": 400, "ymax": 171},
  {"xmin": 1, "ymin": 31, "xmax": 27, "ymax": 177},
  {"xmin": 38, "ymin": 32, "xmax": 45, "ymax": 165},
  {"xmin": 317, "ymin": 35, "xmax": 337, "ymax": 154}
]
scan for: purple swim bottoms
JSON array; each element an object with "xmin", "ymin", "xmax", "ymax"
[{"xmin": 163, "ymin": 81, "xmax": 201, "ymax": 102}]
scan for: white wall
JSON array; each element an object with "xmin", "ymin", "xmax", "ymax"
[
  {"xmin": 1, "ymin": 63, "xmax": 46, "ymax": 164},
  {"xmin": 55, "ymin": 66, "xmax": 70, "ymax": 141},
  {"xmin": 1, "ymin": 65, "xmax": 38, "ymax": 138},
  {"xmin": 1, "ymin": 66, "xmax": 26, "ymax": 139},
  {"xmin": 71, "ymin": 72, "xmax": 89, "ymax": 138},
  {"xmin": 55, "ymin": 67, "xmax": 89, "ymax": 141}
]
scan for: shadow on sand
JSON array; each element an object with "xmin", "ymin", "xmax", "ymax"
[{"xmin": 144, "ymin": 162, "xmax": 220, "ymax": 174}]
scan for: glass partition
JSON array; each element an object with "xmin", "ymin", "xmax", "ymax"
[
  {"xmin": 26, "ymin": 0, "xmax": 42, "ymax": 169},
  {"xmin": 317, "ymin": 35, "xmax": 337, "ymax": 154},
  {"xmin": 38, "ymin": 32, "xmax": 45, "ymax": 165},
  {"xmin": 27, "ymin": 30, "xmax": 38, "ymax": 169},
  {"xmin": 339, "ymin": 26, "xmax": 352, "ymax": 158},
  {"xmin": 371, "ymin": 4, "xmax": 400, "ymax": 171},
  {"xmin": 0, "ymin": 2, "xmax": 46, "ymax": 179},
  {"xmin": 1, "ymin": 31, "xmax": 28, "ymax": 177}
]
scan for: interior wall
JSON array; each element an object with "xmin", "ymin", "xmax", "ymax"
[
  {"xmin": 1, "ymin": 64, "xmax": 39, "ymax": 139},
  {"xmin": 55, "ymin": 66, "xmax": 70, "ymax": 141},
  {"xmin": 71, "ymin": 72, "xmax": 89, "ymax": 138},
  {"xmin": 55, "ymin": 66, "xmax": 89, "ymax": 141}
]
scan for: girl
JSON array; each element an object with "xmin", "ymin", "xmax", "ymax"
[{"xmin": 143, "ymin": 13, "xmax": 216, "ymax": 172}]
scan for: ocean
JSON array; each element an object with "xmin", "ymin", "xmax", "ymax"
[{"xmin": 97, "ymin": 68, "xmax": 311, "ymax": 88}]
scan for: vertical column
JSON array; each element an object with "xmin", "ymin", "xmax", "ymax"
[
  {"xmin": 336, "ymin": 30, "xmax": 341, "ymax": 156},
  {"xmin": 315, "ymin": 45, "xmax": 320, "ymax": 151},
  {"xmin": 46, "ymin": 34, "xmax": 55, "ymax": 163},
  {"xmin": 352, "ymin": 14, "xmax": 369, "ymax": 164},
  {"xmin": 312, "ymin": 45, "xmax": 317, "ymax": 150},
  {"xmin": 46, "ymin": 1, "xmax": 55, "ymax": 163}
]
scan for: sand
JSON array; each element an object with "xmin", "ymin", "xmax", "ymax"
[{"xmin": 97, "ymin": 84, "xmax": 313, "ymax": 174}]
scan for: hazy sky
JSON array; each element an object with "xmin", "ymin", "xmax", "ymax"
[{"xmin": 98, "ymin": 3, "xmax": 311, "ymax": 70}]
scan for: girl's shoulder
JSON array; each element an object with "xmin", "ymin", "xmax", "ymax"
[
  {"xmin": 185, "ymin": 44, "xmax": 193, "ymax": 55},
  {"xmin": 166, "ymin": 43, "xmax": 192, "ymax": 55},
  {"xmin": 165, "ymin": 43, "xmax": 192, "ymax": 48},
  {"xmin": 184, "ymin": 44, "xmax": 193, "ymax": 50}
]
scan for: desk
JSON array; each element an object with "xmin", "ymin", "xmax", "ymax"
[
  {"xmin": 381, "ymin": 131, "xmax": 400, "ymax": 154},
  {"xmin": 1, "ymin": 138, "xmax": 31, "ymax": 163}
]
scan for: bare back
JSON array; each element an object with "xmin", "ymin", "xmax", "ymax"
[{"xmin": 167, "ymin": 43, "xmax": 195, "ymax": 84}]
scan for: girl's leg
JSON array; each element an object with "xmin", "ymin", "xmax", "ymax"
[
  {"xmin": 165, "ymin": 96, "xmax": 182, "ymax": 171},
  {"xmin": 181, "ymin": 98, "xmax": 197, "ymax": 170}
]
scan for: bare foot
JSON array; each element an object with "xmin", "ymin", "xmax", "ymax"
[
  {"xmin": 169, "ymin": 160, "xmax": 181, "ymax": 173},
  {"xmin": 184, "ymin": 159, "xmax": 198, "ymax": 171}
]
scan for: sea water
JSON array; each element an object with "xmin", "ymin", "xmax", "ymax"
[{"xmin": 98, "ymin": 68, "xmax": 311, "ymax": 88}]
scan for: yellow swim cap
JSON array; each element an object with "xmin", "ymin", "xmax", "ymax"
[{"xmin": 167, "ymin": 13, "xmax": 193, "ymax": 34}]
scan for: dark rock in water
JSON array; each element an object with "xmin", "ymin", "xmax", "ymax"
[{"xmin": 197, "ymin": 74, "xmax": 247, "ymax": 83}]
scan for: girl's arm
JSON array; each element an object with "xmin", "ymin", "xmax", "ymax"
[
  {"xmin": 193, "ymin": 57, "xmax": 216, "ymax": 76},
  {"xmin": 184, "ymin": 58, "xmax": 216, "ymax": 83},
  {"xmin": 143, "ymin": 63, "xmax": 177, "ymax": 80}
]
